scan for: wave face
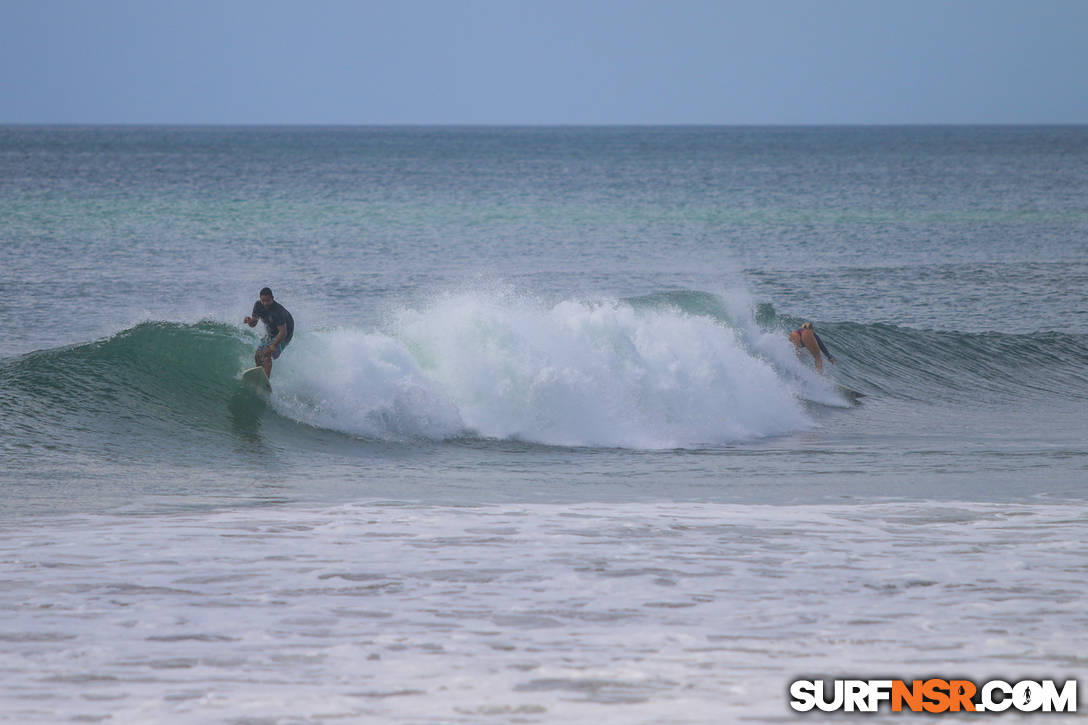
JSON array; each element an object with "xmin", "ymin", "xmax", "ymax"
[
  {"xmin": 4, "ymin": 292, "xmax": 1084, "ymax": 456},
  {"xmin": 0, "ymin": 321, "xmax": 257, "ymax": 459},
  {"xmin": 771, "ymin": 316, "xmax": 1088, "ymax": 404}
]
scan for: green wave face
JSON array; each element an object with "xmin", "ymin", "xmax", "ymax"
[
  {"xmin": 3, "ymin": 305, "xmax": 1087, "ymax": 460},
  {"xmin": 0, "ymin": 321, "xmax": 261, "ymax": 460},
  {"xmin": 813, "ymin": 324, "xmax": 1088, "ymax": 403}
]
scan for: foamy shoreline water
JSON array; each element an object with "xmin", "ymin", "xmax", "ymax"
[{"xmin": 2, "ymin": 500, "xmax": 1084, "ymax": 723}]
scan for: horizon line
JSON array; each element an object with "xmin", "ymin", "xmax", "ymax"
[{"xmin": 3, "ymin": 121, "xmax": 1087, "ymax": 128}]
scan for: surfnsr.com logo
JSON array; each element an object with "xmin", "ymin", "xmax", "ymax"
[{"xmin": 789, "ymin": 679, "xmax": 1078, "ymax": 713}]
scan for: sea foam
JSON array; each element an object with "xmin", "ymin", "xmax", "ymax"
[{"xmin": 272, "ymin": 291, "xmax": 812, "ymax": 448}]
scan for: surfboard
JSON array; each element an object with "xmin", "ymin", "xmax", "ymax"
[
  {"xmin": 242, "ymin": 366, "xmax": 271, "ymax": 393},
  {"xmin": 838, "ymin": 385, "xmax": 865, "ymax": 403}
]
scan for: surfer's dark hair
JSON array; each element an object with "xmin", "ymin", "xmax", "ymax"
[{"xmin": 259, "ymin": 287, "xmax": 273, "ymax": 297}]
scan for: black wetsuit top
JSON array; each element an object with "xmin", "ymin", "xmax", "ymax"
[{"xmin": 252, "ymin": 300, "xmax": 294, "ymax": 345}]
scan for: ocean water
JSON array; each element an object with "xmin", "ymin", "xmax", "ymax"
[{"xmin": 1, "ymin": 126, "xmax": 1086, "ymax": 722}]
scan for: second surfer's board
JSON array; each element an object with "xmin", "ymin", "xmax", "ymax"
[
  {"xmin": 838, "ymin": 385, "xmax": 865, "ymax": 403},
  {"xmin": 242, "ymin": 366, "xmax": 271, "ymax": 393}
]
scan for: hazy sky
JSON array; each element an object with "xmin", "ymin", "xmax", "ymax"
[{"xmin": 3, "ymin": 0, "xmax": 1086, "ymax": 124}]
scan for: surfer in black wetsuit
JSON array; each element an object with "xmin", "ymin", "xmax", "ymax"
[
  {"xmin": 244, "ymin": 287, "xmax": 294, "ymax": 379},
  {"xmin": 789, "ymin": 321, "xmax": 835, "ymax": 373}
]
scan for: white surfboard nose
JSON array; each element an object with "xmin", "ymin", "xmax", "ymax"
[{"xmin": 242, "ymin": 366, "xmax": 271, "ymax": 392}]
